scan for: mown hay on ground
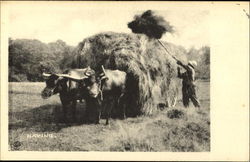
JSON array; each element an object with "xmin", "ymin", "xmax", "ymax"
[
  {"xmin": 71, "ymin": 32, "xmax": 186, "ymax": 116},
  {"xmin": 167, "ymin": 109, "xmax": 185, "ymax": 119}
]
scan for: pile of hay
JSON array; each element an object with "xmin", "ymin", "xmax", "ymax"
[{"xmin": 71, "ymin": 32, "xmax": 186, "ymax": 116}]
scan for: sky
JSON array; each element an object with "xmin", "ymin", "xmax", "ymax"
[{"xmin": 7, "ymin": 2, "xmax": 210, "ymax": 49}]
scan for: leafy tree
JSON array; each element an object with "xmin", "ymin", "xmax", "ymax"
[
  {"xmin": 185, "ymin": 46, "xmax": 210, "ymax": 80},
  {"xmin": 8, "ymin": 38, "xmax": 75, "ymax": 82}
]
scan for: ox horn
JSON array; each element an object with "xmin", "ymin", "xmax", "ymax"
[
  {"xmin": 85, "ymin": 72, "xmax": 91, "ymax": 76},
  {"xmin": 100, "ymin": 65, "xmax": 109, "ymax": 80},
  {"xmin": 84, "ymin": 66, "xmax": 92, "ymax": 76},
  {"xmin": 56, "ymin": 74, "xmax": 88, "ymax": 80},
  {"xmin": 42, "ymin": 72, "xmax": 52, "ymax": 77},
  {"xmin": 101, "ymin": 65, "xmax": 107, "ymax": 76}
]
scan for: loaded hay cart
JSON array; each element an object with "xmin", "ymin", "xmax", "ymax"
[{"xmin": 71, "ymin": 32, "xmax": 185, "ymax": 117}]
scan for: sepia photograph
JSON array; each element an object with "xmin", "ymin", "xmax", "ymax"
[{"xmin": 1, "ymin": 1, "xmax": 249, "ymax": 161}]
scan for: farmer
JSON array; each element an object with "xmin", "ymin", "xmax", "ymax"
[{"xmin": 177, "ymin": 60, "xmax": 200, "ymax": 108}]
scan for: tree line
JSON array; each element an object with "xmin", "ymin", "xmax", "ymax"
[
  {"xmin": 185, "ymin": 46, "xmax": 210, "ymax": 80},
  {"xmin": 8, "ymin": 38, "xmax": 75, "ymax": 82},
  {"xmin": 8, "ymin": 38, "xmax": 210, "ymax": 82}
]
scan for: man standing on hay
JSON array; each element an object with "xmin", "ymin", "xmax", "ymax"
[{"xmin": 177, "ymin": 60, "xmax": 200, "ymax": 108}]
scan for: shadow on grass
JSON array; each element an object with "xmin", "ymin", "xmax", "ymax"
[
  {"xmin": 9, "ymin": 90, "xmax": 41, "ymax": 95},
  {"xmin": 9, "ymin": 103, "xmax": 87, "ymax": 133}
]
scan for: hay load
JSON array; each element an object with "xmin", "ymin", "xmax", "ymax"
[{"xmin": 72, "ymin": 32, "xmax": 186, "ymax": 116}]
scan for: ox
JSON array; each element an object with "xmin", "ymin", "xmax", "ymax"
[
  {"xmin": 83, "ymin": 67, "xmax": 127, "ymax": 125},
  {"xmin": 41, "ymin": 68, "xmax": 91, "ymax": 122}
]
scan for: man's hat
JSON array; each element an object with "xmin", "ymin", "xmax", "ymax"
[{"xmin": 188, "ymin": 61, "xmax": 197, "ymax": 68}]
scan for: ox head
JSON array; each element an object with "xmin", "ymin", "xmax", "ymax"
[
  {"xmin": 41, "ymin": 72, "xmax": 89, "ymax": 99},
  {"xmin": 82, "ymin": 65, "xmax": 108, "ymax": 99}
]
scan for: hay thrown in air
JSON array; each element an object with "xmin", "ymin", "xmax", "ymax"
[{"xmin": 128, "ymin": 10, "xmax": 174, "ymax": 39}]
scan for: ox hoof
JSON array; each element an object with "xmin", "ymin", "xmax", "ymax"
[{"xmin": 122, "ymin": 115, "xmax": 126, "ymax": 120}]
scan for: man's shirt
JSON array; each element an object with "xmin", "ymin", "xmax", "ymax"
[{"xmin": 178, "ymin": 64, "xmax": 196, "ymax": 86}]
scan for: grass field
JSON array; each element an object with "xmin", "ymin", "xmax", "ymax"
[{"xmin": 9, "ymin": 80, "xmax": 210, "ymax": 151}]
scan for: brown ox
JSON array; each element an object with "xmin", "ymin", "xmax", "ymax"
[
  {"xmin": 41, "ymin": 68, "xmax": 90, "ymax": 122},
  {"xmin": 83, "ymin": 67, "xmax": 127, "ymax": 125}
]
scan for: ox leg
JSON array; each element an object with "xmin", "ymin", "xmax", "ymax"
[
  {"xmin": 102, "ymin": 100, "xmax": 108, "ymax": 124},
  {"xmin": 72, "ymin": 100, "xmax": 77, "ymax": 122},
  {"xmin": 83, "ymin": 99, "xmax": 91, "ymax": 123},
  {"xmin": 121, "ymin": 103, "xmax": 126, "ymax": 120},
  {"xmin": 62, "ymin": 104, "xmax": 68, "ymax": 123},
  {"xmin": 118, "ymin": 94, "xmax": 126, "ymax": 120},
  {"xmin": 60, "ymin": 96, "xmax": 70, "ymax": 123},
  {"xmin": 95, "ymin": 98, "xmax": 102, "ymax": 124},
  {"xmin": 106, "ymin": 100, "xmax": 114, "ymax": 125}
]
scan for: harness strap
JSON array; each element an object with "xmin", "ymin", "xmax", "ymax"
[
  {"xmin": 50, "ymin": 86, "xmax": 57, "ymax": 94},
  {"xmin": 100, "ymin": 88, "xmax": 103, "ymax": 101},
  {"xmin": 98, "ymin": 80, "xmax": 104, "ymax": 101}
]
